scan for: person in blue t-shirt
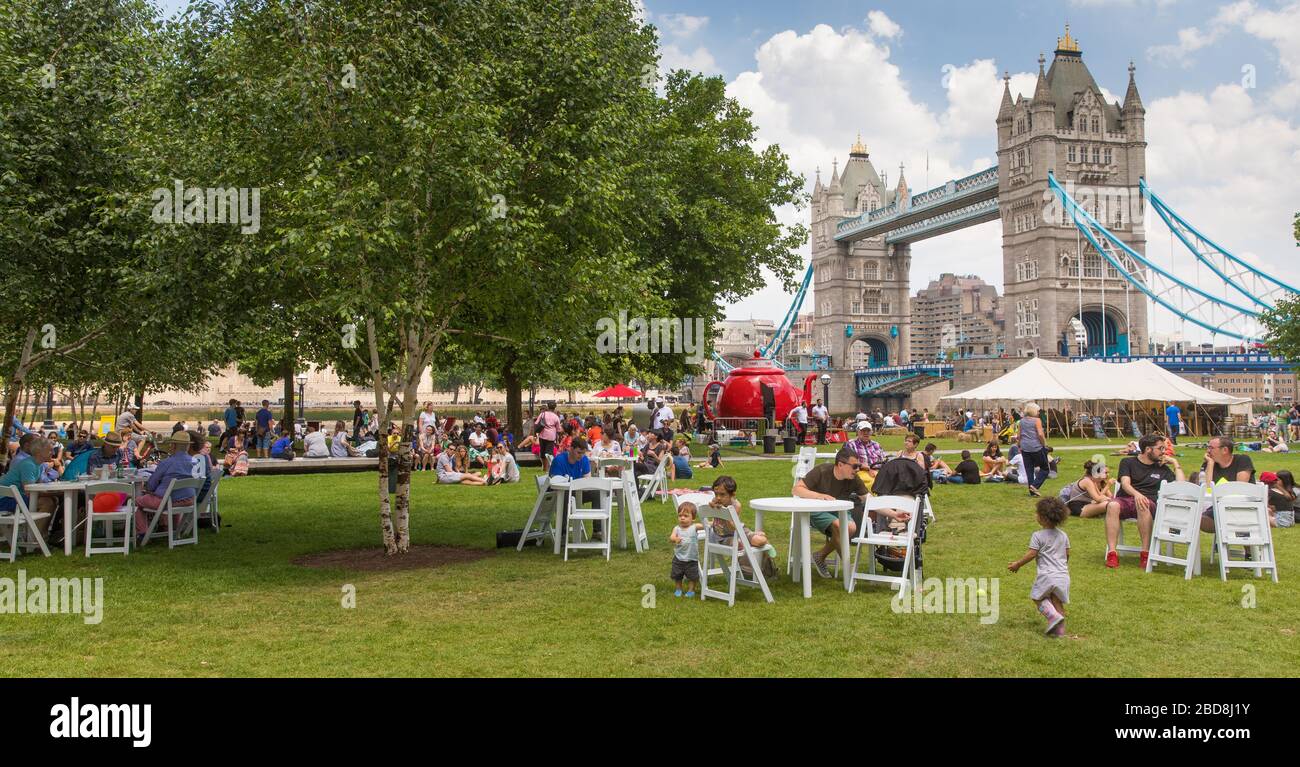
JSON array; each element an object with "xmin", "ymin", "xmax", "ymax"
[
  {"xmin": 549, "ymin": 437, "xmax": 602, "ymax": 536},
  {"xmin": 1165, "ymin": 402, "xmax": 1182, "ymax": 445},
  {"xmin": 270, "ymin": 433, "xmax": 295, "ymax": 460},
  {"xmin": 255, "ymin": 400, "xmax": 275, "ymax": 458},
  {"xmin": 0, "ymin": 437, "xmax": 56, "ymax": 535}
]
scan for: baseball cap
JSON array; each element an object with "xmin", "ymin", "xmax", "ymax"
[
  {"xmin": 1261, "ymin": 471, "xmax": 1279, "ymax": 483},
  {"xmin": 856, "ymin": 421, "xmax": 872, "ymax": 432}
]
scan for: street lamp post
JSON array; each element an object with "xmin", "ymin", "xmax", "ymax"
[
  {"xmin": 819, "ymin": 373, "xmax": 832, "ymax": 414},
  {"xmin": 296, "ymin": 373, "xmax": 308, "ymax": 425},
  {"xmin": 42, "ymin": 384, "xmax": 55, "ymax": 432}
]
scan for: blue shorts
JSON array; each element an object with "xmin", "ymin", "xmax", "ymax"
[{"xmin": 257, "ymin": 432, "xmax": 272, "ymax": 450}]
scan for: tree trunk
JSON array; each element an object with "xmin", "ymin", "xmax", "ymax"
[
  {"xmin": 135, "ymin": 391, "xmax": 144, "ymax": 431},
  {"xmin": 3, "ymin": 329, "xmax": 38, "ymax": 469},
  {"xmin": 282, "ymin": 360, "xmax": 295, "ymax": 429},
  {"xmin": 503, "ymin": 352, "xmax": 522, "ymax": 443},
  {"xmin": 567, "ymin": 388, "xmax": 576, "ymax": 404},
  {"xmin": 452, "ymin": 385, "xmax": 460, "ymax": 405}
]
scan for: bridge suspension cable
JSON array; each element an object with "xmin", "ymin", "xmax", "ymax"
[
  {"xmin": 1139, "ymin": 179, "xmax": 1298, "ymax": 311},
  {"xmin": 1048, "ymin": 173, "xmax": 1264, "ymax": 343},
  {"xmin": 759, "ymin": 261, "xmax": 814, "ymax": 360}
]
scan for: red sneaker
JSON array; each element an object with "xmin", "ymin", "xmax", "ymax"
[
  {"xmin": 1139, "ymin": 550, "xmax": 1149, "ymax": 569},
  {"xmin": 1105, "ymin": 550, "xmax": 1119, "ymax": 568}
]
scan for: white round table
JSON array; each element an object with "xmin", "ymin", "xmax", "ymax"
[{"xmin": 750, "ymin": 497, "xmax": 854, "ymax": 598}]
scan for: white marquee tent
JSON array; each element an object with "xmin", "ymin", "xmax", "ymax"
[{"xmin": 942, "ymin": 358, "xmax": 1249, "ymax": 406}]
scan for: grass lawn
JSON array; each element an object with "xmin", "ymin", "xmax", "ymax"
[{"xmin": 3, "ymin": 448, "xmax": 1298, "ymax": 677}]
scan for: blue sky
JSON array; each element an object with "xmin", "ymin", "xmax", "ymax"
[{"xmin": 150, "ymin": 0, "xmax": 1300, "ymax": 345}]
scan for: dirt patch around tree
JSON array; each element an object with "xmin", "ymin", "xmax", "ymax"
[{"xmin": 293, "ymin": 545, "xmax": 493, "ymax": 573}]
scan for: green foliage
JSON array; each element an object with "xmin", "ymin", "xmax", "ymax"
[{"xmin": 1261, "ymin": 294, "xmax": 1300, "ymax": 365}]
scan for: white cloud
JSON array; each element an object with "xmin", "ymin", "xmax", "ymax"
[
  {"xmin": 658, "ymin": 13, "xmax": 708, "ymax": 38},
  {"xmin": 660, "ymin": 43, "xmax": 720, "ymax": 75},
  {"xmin": 1146, "ymin": 1, "xmax": 1258, "ymax": 67},
  {"xmin": 866, "ymin": 10, "xmax": 902, "ymax": 39}
]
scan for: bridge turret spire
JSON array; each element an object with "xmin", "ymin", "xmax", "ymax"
[
  {"xmin": 1123, "ymin": 61, "xmax": 1144, "ymax": 114},
  {"xmin": 1031, "ymin": 56, "xmax": 1054, "ymax": 107},
  {"xmin": 997, "ymin": 71, "xmax": 1014, "ymax": 123}
]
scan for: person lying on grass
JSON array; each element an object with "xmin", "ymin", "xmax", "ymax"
[{"xmin": 434, "ymin": 442, "xmax": 486, "ymax": 485}]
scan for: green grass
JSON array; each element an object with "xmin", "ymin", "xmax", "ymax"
[{"xmin": 3, "ymin": 450, "xmax": 1298, "ymax": 677}]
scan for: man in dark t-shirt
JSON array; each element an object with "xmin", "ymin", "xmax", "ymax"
[
  {"xmin": 793, "ymin": 447, "xmax": 867, "ymax": 578},
  {"xmin": 950, "ymin": 450, "xmax": 981, "ymax": 485},
  {"xmin": 1200, "ymin": 435, "xmax": 1255, "ymax": 532},
  {"xmin": 1112, "ymin": 433, "xmax": 1184, "ymax": 568}
]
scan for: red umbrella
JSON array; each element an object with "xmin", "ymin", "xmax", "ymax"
[{"xmin": 594, "ymin": 384, "xmax": 643, "ymax": 398}]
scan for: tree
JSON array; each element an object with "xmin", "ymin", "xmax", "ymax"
[
  {"xmin": 190, "ymin": 0, "xmax": 660, "ymax": 553},
  {"xmin": 1261, "ymin": 294, "xmax": 1300, "ymax": 363}
]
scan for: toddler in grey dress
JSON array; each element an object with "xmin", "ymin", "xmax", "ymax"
[{"xmin": 1008, "ymin": 497, "xmax": 1071, "ymax": 637}]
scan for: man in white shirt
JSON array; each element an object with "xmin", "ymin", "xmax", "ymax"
[
  {"xmin": 811, "ymin": 399, "xmax": 829, "ymax": 444},
  {"xmin": 303, "ymin": 423, "xmax": 330, "ymax": 458},
  {"xmin": 651, "ymin": 399, "xmax": 674, "ymax": 431},
  {"xmin": 789, "ymin": 403, "xmax": 808, "ymax": 444}
]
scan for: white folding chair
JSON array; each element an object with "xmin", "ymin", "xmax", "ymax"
[
  {"xmin": 792, "ymin": 446, "xmax": 817, "ymax": 488},
  {"xmin": 849, "ymin": 495, "xmax": 922, "ymax": 597},
  {"xmin": 684, "ymin": 494, "xmax": 773, "ymax": 606},
  {"xmin": 140, "ymin": 477, "xmax": 204, "ymax": 548},
  {"xmin": 1212, "ymin": 481, "xmax": 1278, "ymax": 582},
  {"xmin": 198, "ymin": 464, "xmax": 224, "ymax": 533},
  {"xmin": 83, "ymin": 482, "xmax": 135, "ymax": 557},
  {"xmin": 518, "ymin": 475, "xmax": 560, "ymax": 551},
  {"xmin": 0, "ymin": 486, "xmax": 51, "ymax": 561},
  {"xmin": 787, "ymin": 447, "xmax": 821, "ymax": 575},
  {"xmin": 637, "ymin": 454, "xmax": 671, "ymax": 503},
  {"xmin": 619, "ymin": 472, "xmax": 649, "ymax": 552},
  {"xmin": 1145, "ymin": 480, "xmax": 1204, "ymax": 579},
  {"xmin": 563, "ymin": 477, "xmax": 614, "ymax": 561}
]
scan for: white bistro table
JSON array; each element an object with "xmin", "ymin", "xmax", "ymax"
[
  {"xmin": 26, "ymin": 474, "xmax": 148, "ymax": 555},
  {"xmin": 749, "ymin": 497, "xmax": 854, "ymax": 598}
]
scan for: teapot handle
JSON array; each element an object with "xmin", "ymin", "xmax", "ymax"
[{"xmin": 702, "ymin": 381, "xmax": 722, "ymax": 423}]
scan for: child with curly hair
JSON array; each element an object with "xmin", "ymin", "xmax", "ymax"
[{"xmin": 1008, "ymin": 497, "xmax": 1071, "ymax": 637}]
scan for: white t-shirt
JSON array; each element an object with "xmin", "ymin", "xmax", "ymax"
[
  {"xmin": 303, "ymin": 431, "xmax": 329, "ymax": 458},
  {"xmin": 652, "ymin": 406, "xmax": 674, "ymax": 430},
  {"xmin": 468, "ymin": 431, "xmax": 487, "ymax": 448},
  {"xmin": 812, "ymin": 405, "xmax": 828, "ymax": 421},
  {"xmin": 1010, "ymin": 453, "xmax": 1028, "ymax": 484},
  {"xmin": 791, "ymin": 405, "xmax": 807, "ymax": 425},
  {"xmin": 884, "ymin": 415, "xmax": 896, "ymax": 428},
  {"xmin": 419, "ymin": 410, "xmax": 439, "ymax": 433}
]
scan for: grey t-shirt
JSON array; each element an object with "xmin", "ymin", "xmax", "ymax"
[
  {"xmin": 672, "ymin": 525, "xmax": 700, "ymax": 561},
  {"xmin": 1029, "ymin": 528, "xmax": 1069, "ymax": 577}
]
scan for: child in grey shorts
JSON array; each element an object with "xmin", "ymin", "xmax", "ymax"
[{"xmin": 669, "ymin": 502, "xmax": 703, "ymax": 598}]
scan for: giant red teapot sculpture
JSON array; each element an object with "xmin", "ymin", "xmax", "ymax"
[{"xmin": 702, "ymin": 353, "xmax": 817, "ymax": 424}]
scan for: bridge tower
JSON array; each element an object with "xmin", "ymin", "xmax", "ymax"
[
  {"xmin": 997, "ymin": 26, "xmax": 1150, "ymax": 358},
  {"xmin": 809, "ymin": 136, "xmax": 913, "ymax": 373}
]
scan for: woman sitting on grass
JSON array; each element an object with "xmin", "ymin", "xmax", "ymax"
[
  {"xmin": 982, "ymin": 440, "xmax": 1008, "ymax": 477},
  {"xmin": 1058, "ymin": 457, "xmax": 1116, "ymax": 518}
]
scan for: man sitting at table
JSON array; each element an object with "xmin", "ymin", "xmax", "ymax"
[
  {"xmin": 134, "ymin": 432, "xmax": 199, "ymax": 542},
  {"xmin": 86, "ymin": 431, "xmax": 126, "ymax": 474},
  {"xmin": 0, "ymin": 436, "xmax": 56, "ymax": 537},
  {"xmin": 793, "ymin": 447, "xmax": 868, "ymax": 579},
  {"xmin": 550, "ymin": 437, "xmax": 604, "ymax": 534}
]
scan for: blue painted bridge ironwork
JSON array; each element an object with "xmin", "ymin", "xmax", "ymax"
[
  {"xmin": 855, "ymin": 363, "xmax": 955, "ymax": 396},
  {"xmin": 1073, "ymin": 354, "xmax": 1295, "ymax": 374},
  {"xmin": 835, "ymin": 167, "xmax": 999, "ymax": 245}
]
